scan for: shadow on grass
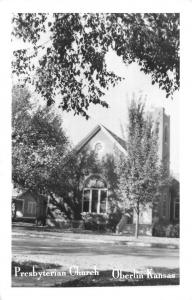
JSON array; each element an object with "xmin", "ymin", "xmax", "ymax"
[
  {"xmin": 55, "ymin": 267, "xmax": 179, "ymax": 287},
  {"xmin": 12, "ymin": 261, "xmax": 179, "ymax": 287}
]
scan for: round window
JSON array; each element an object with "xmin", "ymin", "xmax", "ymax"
[{"xmin": 94, "ymin": 142, "xmax": 103, "ymax": 153}]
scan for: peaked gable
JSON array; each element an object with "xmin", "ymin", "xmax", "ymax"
[
  {"xmin": 102, "ymin": 126, "xmax": 126, "ymax": 151},
  {"xmin": 75, "ymin": 124, "xmax": 127, "ymax": 155},
  {"xmin": 75, "ymin": 125, "xmax": 101, "ymax": 153}
]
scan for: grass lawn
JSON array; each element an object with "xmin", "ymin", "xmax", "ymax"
[
  {"xmin": 12, "ymin": 227, "xmax": 179, "ymax": 287},
  {"xmin": 56, "ymin": 269, "xmax": 179, "ymax": 287},
  {"xmin": 12, "ymin": 260, "xmax": 179, "ymax": 287}
]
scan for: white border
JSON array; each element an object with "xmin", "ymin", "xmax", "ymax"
[{"xmin": 0, "ymin": 1, "xmax": 191, "ymax": 300}]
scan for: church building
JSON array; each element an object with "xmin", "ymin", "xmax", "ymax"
[
  {"xmin": 12, "ymin": 107, "xmax": 179, "ymax": 235},
  {"xmin": 75, "ymin": 107, "xmax": 178, "ymax": 235}
]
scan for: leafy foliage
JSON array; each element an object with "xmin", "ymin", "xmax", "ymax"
[
  {"xmin": 116, "ymin": 99, "xmax": 168, "ymax": 237},
  {"xmin": 53, "ymin": 147, "xmax": 101, "ymax": 219},
  {"xmin": 100, "ymin": 154, "xmax": 121, "ymax": 209},
  {"xmin": 12, "ymin": 85, "xmax": 70, "ymax": 195},
  {"xmin": 153, "ymin": 223, "xmax": 179, "ymax": 237},
  {"xmin": 81, "ymin": 213, "xmax": 108, "ymax": 231},
  {"xmin": 12, "ymin": 13, "xmax": 179, "ymax": 118},
  {"xmin": 12, "ymin": 86, "xmax": 104, "ymax": 219}
]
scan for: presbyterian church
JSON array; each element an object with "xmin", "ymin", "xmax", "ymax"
[
  {"xmin": 12, "ymin": 107, "xmax": 179, "ymax": 235},
  {"xmin": 74, "ymin": 107, "xmax": 179, "ymax": 234}
]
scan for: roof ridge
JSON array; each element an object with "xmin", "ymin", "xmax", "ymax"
[
  {"xmin": 75, "ymin": 123, "xmax": 127, "ymax": 153},
  {"xmin": 75, "ymin": 124, "xmax": 101, "ymax": 152},
  {"xmin": 101, "ymin": 125, "xmax": 127, "ymax": 150},
  {"xmin": 101, "ymin": 124, "xmax": 125, "ymax": 140}
]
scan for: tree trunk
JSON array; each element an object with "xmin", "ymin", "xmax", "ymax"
[{"xmin": 135, "ymin": 203, "xmax": 139, "ymax": 238}]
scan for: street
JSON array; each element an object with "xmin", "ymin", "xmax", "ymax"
[{"xmin": 12, "ymin": 227, "xmax": 179, "ymax": 272}]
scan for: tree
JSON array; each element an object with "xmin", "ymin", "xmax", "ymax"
[
  {"xmin": 12, "ymin": 85, "xmax": 70, "ymax": 196},
  {"xmin": 50, "ymin": 147, "xmax": 101, "ymax": 219},
  {"xmin": 100, "ymin": 154, "xmax": 120, "ymax": 210},
  {"xmin": 12, "ymin": 87, "xmax": 102, "ymax": 220},
  {"xmin": 116, "ymin": 100, "xmax": 167, "ymax": 238},
  {"xmin": 12, "ymin": 13, "xmax": 179, "ymax": 118}
]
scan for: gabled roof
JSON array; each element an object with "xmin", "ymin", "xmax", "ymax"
[
  {"xmin": 75, "ymin": 125, "xmax": 101, "ymax": 152},
  {"xmin": 75, "ymin": 124, "xmax": 127, "ymax": 154},
  {"xmin": 102, "ymin": 125, "xmax": 127, "ymax": 151}
]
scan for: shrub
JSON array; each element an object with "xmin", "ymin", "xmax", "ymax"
[
  {"xmin": 107, "ymin": 210, "xmax": 122, "ymax": 232},
  {"xmin": 81, "ymin": 213, "xmax": 108, "ymax": 231},
  {"xmin": 153, "ymin": 224, "xmax": 165, "ymax": 237},
  {"xmin": 153, "ymin": 223, "xmax": 179, "ymax": 237},
  {"xmin": 165, "ymin": 224, "xmax": 174, "ymax": 237},
  {"xmin": 172, "ymin": 224, "xmax": 179, "ymax": 237}
]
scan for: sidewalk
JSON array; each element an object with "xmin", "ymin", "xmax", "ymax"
[{"xmin": 12, "ymin": 224, "xmax": 179, "ymax": 249}]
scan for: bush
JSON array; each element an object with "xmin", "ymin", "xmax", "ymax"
[
  {"xmin": 172, "ymin": 224, "xmax": 179, "ymax": 237},
  {"xmin": 107, "ymin": 210, "xmax": 122, "ymax": 232},
  {"xmin": 153, "ymin": 223, "xmax": 179, "ymax": 237},
  {"xmin": 81, "ymin": 213, "xmax": 108, "ymax": 231},
  {"xmin": 152, "ymin": 224, "xmax": 165, "ymax": 237},
  {"xmin": 81, "ymin": 210, "xmax": 123, "ymax": 232}
]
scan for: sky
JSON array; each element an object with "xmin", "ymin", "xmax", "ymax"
[
  {"xmin": 11, "ymin": 25, "xmax": 179, "ymax": 176},
  {"xmin": 60, "ymin": 50, "xmax": 179, "ymax": 175}
]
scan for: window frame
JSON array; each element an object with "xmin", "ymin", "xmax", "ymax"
[
  {"xmin": 93, "ymin": 141, "xmax": 104, "ymax": 157},
  {"xmin": 82, "ymin": 188, "xmax": 108, "ymax": 214}
]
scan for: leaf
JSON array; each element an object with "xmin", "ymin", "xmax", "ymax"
[{"xmin": 12, "ymin": 13, "xmax": 179, "ymax": 117}]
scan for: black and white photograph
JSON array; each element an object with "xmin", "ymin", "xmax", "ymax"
[{"xmin": 10, "ymin": 12, "xmax": 180, "ymax": 288}]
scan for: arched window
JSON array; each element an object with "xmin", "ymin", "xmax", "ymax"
[
  {"xmin": 84, "ymin": 174, "xmax": 107, "ymax": 189},
  {"xmin": 82, "ymin": 175, "xmax": 108, "ymax": 214}
]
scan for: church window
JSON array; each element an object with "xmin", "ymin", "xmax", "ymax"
[
  {"xmin": 82, "ymin": 175, "xmax": 108, "ymax": 214},
  {"xmin": 94, "ymin": 142, "xmax": 104, "ymax": 157}
]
